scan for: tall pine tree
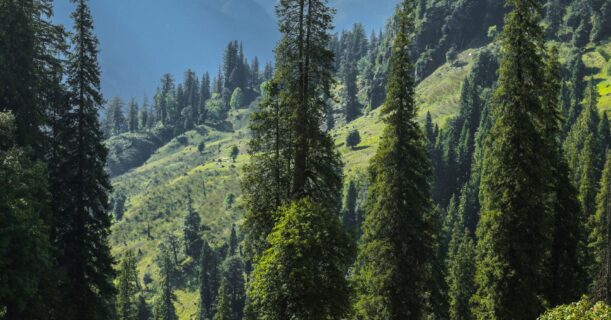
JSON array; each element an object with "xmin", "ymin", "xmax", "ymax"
[
  {"xmin": 53, "ymin": 1, "xmax": 115, "ymax": 318},
  {"xmin": 472, "ymin": 0, "xmax": 552, "ymax": 318},
  {"xmin": 591, "ymin": 153, "xmax": 611, "ymax": 304},
  {"xmin": 354, "ymin": 2, "xmax": 439, "ymax": 318}
]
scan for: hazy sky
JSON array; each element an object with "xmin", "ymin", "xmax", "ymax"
[{"xmin": 53, "ymin": 0, "xmax": 399, "ymax": 102}]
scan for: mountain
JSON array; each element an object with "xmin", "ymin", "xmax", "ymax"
[{"xmin": 52, "ymin": 0, "xmax": 278, "ymax": 100}]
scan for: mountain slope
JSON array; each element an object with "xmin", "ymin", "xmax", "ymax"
[{"xmin": 108, "ymin": 40, "xmax": 610, "ymax": 319}]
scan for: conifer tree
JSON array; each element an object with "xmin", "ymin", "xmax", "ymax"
[
  {"xmin": 137, "ymin": 296, "xmax": 152, "ymax": 320},
  {"xmin": 153, "ymin": 250, "xmax": 178, "ymax": 320},
  {"xmin": 241, "ymin": 0, "xmax": 342, "ymax": 260},
  {"xmin": 446, "ymin": 227, "xmax": 475, "ymax": 320},
  {"xmin": 0, "ymin": 112, "xmax": 52, "ymax": 320},
  {"xmin": 183, "ymin": 193, "xmax": 203, "ymax": 261},
  {"xmin": 127, "ymin": 98, "xmax": 139, "ymax": 132},
  {"xmin": 199, "ymin": 240, "xmax": 219, "ymax": 320},
  {"xmin": 116, "ymin": 251, "xmax": 141, "ymax": 320},
  {"xmin": 354, "ymin": 2, "xmax": 439, "ymax": 318},
  {"xmin": 0, "ymin": 0, "xmax": 42, "ymax": 151},
  {"xmin": 341, "ymin": 45, "xmax": 362, "ymax": 122},
  {"xmin": 591, "ymin": 153, "xmax": 611, "ymax": 304},
  {"xmin": 53, "ymin": 1, "xmax": 115, "ymax": 318},
  {"xmin": 213, "ymin": 279, "xmax": 232, "ymax": 320},
  {"xmin": 472, "ymin": 0, "xmax": 552, "ymax": 318},
  {"xmin": 542, "ymin": 46, "xmax": 586, "ymax": 307},
  {"xmin": 228, "ymin": 225, "xmax": 238, "ymax": 257},
  {"xmin": 247, "ymin": 199, "xmax": 352, "ymax": 319},
  {"xmin": 215, "ymin": 256, "xmax": 246, "ymax": 320}
]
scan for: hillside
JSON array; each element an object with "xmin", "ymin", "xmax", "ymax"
[{"xmin": 107, "ymin": 38, "xmax": 611, "ymax": 317}]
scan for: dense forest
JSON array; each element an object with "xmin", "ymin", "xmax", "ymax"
[{"xmin": 2, "ymin": 0, "xmax": 611, "ymax": 319}]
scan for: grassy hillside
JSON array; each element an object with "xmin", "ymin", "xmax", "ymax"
[{"xmin": 108, "ymin": 42, "xmax": 611, "ymax": 319}]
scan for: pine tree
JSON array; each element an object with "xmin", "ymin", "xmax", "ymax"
[
  {"xmin": 137, "ymin": 296, "xmax": 152, "ymax": 320},
  {"xmin": 153, "ymin": 250, "xmax": 178, "ymax": 320},
  {"xmin": 241, "ymin": 0, "xmax": 342, "ymax": 260},
  {"xmin": 53, "ymin": 1, "xmax": 116, "ymax": 318},
  {"xmin": 199, "ymin": 240, "xmax": 219, "ymax": 320},
  {"xmin": 116, "ymin": 251, "xmax": 141, "ymax": 320},
  {"xmin": 0, "ymin": 0, "xmax": 43, "ymax": 152},
  {"xmin": 341, "ymin": 43, "xmax": 362, "ymax": 122},
  {"xmin": 541, "ymin": 46, "xmax": 586, "ymax": 307},
  {"xmin": 248, "ymin": 199, "xmax": 352, "ymax": 319},
  {"xmin": 127, "ymin": 98, "xmax": 139, "ymax": 132},
  {"xmin": 215, "ymin": 256, "xmax": 246, "ymax": 320},
  {"xmin": 354, "ymin": 2, "xmax": 439, "ymax": 318},
  {"xmin": 213, "ymin": 279, "xmax": 232, "ymax": 320},
  {"xmin": 446, "ymin": 227, "xmax": 476, "ymax": 320},
  {"xmin": 591, "ymin": 153, "xmax": 611, "ymax": 304},
  {"xmin": 105, "ymin": 97, "xmax": 127, "ymax": 136},
  {"xmin": 472, "ymin": 0, "xmax": 552, "ymax": 318},
  {"xmin": 228, "ymin": 225, "xmax": 238, "ymax": 257},
  {"xmin": 183, "ymin": 193, "xmax": 203, "ymax": 261},
  {"xmin": 0, "ymin": 112, "xmax": 52, "ymax": 320}
]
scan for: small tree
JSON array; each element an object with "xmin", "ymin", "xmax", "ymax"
[
  {"xmin": 230, "ymin": 88, "xmax": 244, "ymax": 110},
  {"xmin": 446, "ymin": 46, "xmax": 458, "ymax": 65},
  {"xmin": 229, "ymin": 146, "xmax": 239, "ymax": 162},
  {"xmin": 345, "ymin": 129, "xmax": 361, "ymax": 149},
  {"xmin": 198, "ymin": 142, "xmax": 206, "ymax": 153}
]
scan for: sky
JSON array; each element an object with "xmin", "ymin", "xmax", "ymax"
[{"xmin": 53, "ymin": 0, "xmax": 399, "ymax": 102}]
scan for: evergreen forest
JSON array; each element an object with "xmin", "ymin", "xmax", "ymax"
[{"xmin": 2, "ymin": 0, "xmax": 611, "ymax": 319}]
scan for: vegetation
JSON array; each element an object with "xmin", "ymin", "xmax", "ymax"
[{"xmin": 2, "ymin": 0, "xmax": 611, "ymax": 319}]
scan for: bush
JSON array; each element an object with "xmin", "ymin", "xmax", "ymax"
[
  {"xmin": 346, "ymin": 129, "xmax": 361, "ymax": 149},
  {"xmin": 538, "ymin": 297, "xmax": 610, "ymax": 319},
  {"xmin": 198, "ymin": 142, "xmax": 206, "ymax": 153},
  {"xmin": 176, "ymin": 135, "xmax": 188, "ymax": 145}
]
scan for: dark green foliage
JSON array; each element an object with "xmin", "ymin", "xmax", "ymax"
[
  {"xmin": 345, "ymin": 129, "xmax": 361, "ymax": 149},
  {"xmin": 214, "ymin": 256, "xmax": 245, "ymax": 320},
  {"xmin": 341, "ymin": 179, "xmax": 359, "ymax": 238},
  {"xmin": 52, "ymin": 1, "xmax": 116, "ymax": 318},
  {"xmin": 247, "ymin": 198, "xmax": 352, "ymax": 319},
  {"xmin": 472, "ymin": 0, "xmax": 554, "ymax": 318},
  {"xmin": 341, "ymin": 41, "xmax": 362, "ymax": 122},
  {"xmin": 199, "ymin": 240, "xmax": 219, "ymax": 320},
  {"xmin": 446, "ymin": 227, "xmax": 476, "ymax": 320},
  {"xmin": 0, "ymin": 112, "xmax": 52, "ymax": 319},
  {"xmin": 228, "ymin": 146, "xmax": 239, "ymax": 162},
  {"xmin": 542, "ymin": 46, "xmax": 586, "ymax": 307},
  {"xmin": 153, "ymin": 250, "xmax": 178, "ymax": 320},
  {"xmin": 591, "ymin": 153, "xmax": 611, "ymax": 304},
  {"xmin": 241, "ymin": 0, "xmax": 342, "ymax": 261},
  {"xmin": 114, "ymin": 193, "xmax": 127, "ymax": 221},
  {"xmin": 228, "ymin": 225, "xmax": 238, "ymax": 256},
  {"xmin": 354, "ymin": 2, "xmax": 439, "ymax": 318},
  {"xmin": 116, "ymin": 251, "xmax": 140, "ymax": 320},
  {"xmin": 137, "ymin": 296, "xmax": 152, "ymax": 320},
  {"xmin": 128, "ymin": 98, "xmax": 139, "ymax": 132},
  {"xmin": 105, "ymin": 97, "xmax": 128, "ymax": 136},
  {"xmin": 183, "ymin": 193, "xmax": 203, "ymax": 261},
  {"xmin": 0, "ymin": 0, "xmax": 44, "ymax": 153}
]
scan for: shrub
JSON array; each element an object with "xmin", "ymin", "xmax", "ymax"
[
  {"xmin": 538, "ymin": 297, "xmax": 610, "ymax": 319},
  {"xmin": 198, "ymin": 142, "xmax": 206, "ymax": 153}
]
